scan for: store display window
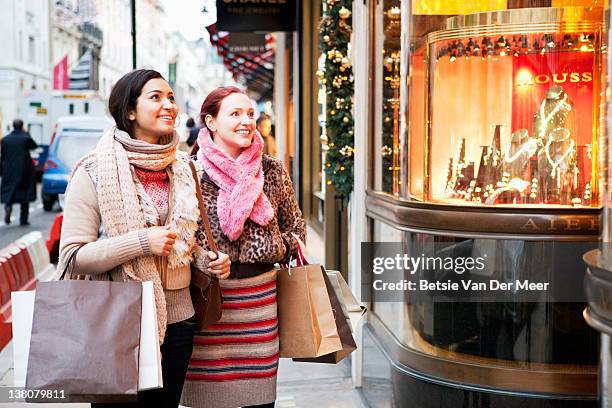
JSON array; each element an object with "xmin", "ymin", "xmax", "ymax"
[
  {"xmin": 404, "ymin": 5, "xmax": 604, "ymax": 207},
  {"xmin": 374, "ymin": 0, "xmax": 403, "ymax": 195}
]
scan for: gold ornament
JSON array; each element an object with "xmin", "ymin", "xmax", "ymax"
[
  {"xmin": 338, "ymin": 7, "xmax": 351, "ymax": 20},
  {"xmin": 332, "ymin": 75, "xmax": 344, "ymax": 88},
  {"xmin": 330, "ymin": 109, "xmax": 336, "ymax": 115},
  {"xmin": 341, "ymin": 57, "xmax": 351, "ymax": 68},
  {"xmin": 323, "ymin": 35, "xmax": 330, "ymax": 43},
  {"xmin": 340, "ymin": 146, "xmax": 354, "ymax": 157},
  {"xmin": 343, "ymin": 117, "xmax": 350, "ymax": 123}
]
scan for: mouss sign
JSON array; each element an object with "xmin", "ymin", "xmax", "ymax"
[{"xmin": 216, "ymin": 0, "xmax": 297, "ymax": 32}]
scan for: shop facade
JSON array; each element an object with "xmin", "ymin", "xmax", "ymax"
[{"xmin": 344, "ymin": 1, "xmax": 609, "ymax": 407}]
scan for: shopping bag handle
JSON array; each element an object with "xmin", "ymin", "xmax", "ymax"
[
  {"xmin": 291, "ymin": 233, "xmax": 309, "ymax": 267},
  {"xmin": 59, "ymin": 247, "xmax": 80, "ymax": 281}
]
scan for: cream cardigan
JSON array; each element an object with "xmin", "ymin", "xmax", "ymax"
[{"xmin": 58, "ymin": 164, "xmax": 200, "ymax": 324}]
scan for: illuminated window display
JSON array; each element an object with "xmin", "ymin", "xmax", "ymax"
[{"xmin": 422, "ymin": 8, "xmax": 603, "ymax": 207}]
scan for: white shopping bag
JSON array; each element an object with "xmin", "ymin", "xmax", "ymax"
[
  {"xmin": 139, "ymin": 281, "xmax": 163, "ymax": 390},
  {"xmin": 12, "ymin": 282, "xmax": 162, "ymax": 390},
  {"xmin": 325, "ymin": 270, "xmax": 367, "ymax": 332},
  {"xmin": 12, "ymin": 290, "xmax": 35, "ymax": 387}
]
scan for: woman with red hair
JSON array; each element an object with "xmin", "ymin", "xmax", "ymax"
[{"xmin": 181, "ymin": 87, "xmax": 305, "ymax": 408}]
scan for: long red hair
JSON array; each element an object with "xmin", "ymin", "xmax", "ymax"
[{"xmin": 191, "ymin": 86, "xmax": 248, "ymax": 156}]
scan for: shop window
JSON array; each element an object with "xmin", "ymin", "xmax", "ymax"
[
  {"xmin": 403, "ymin": 2, "xmax": 604, "ymax": 207},
  {"xmin": 374, "ymin": 1, "xmax": 402, "ymax": 195}
]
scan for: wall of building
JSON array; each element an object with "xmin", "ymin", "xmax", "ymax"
[{"xmin": 0, "ymin": 0, "xmax": 51, "ymax": 134}]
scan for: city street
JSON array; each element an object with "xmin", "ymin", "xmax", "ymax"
[{"xmin": 0, "ymin": 184, "xmax": 59, "ymax": 249}]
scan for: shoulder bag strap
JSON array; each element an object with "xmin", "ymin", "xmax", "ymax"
[{"xmin": 189, "ymin": 160, "xmax": 219, "ymax": 256}]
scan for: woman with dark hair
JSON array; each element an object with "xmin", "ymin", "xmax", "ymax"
[
  {"xmin": 181, "ymin": 87, "xmax": 305, "ymax": 408},
  {"xmin": 58, "ymin": 69, "xmax": 231, "ymax": 407}
]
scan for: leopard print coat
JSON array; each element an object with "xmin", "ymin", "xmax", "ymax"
[{"xmin": 194, "ymin": 155, "xmax": 306, "ymax": 265}]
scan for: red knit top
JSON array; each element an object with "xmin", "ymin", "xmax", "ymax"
[{"xmin": 134, "ymin": 167, "xmax": 169, "ymax": 219}]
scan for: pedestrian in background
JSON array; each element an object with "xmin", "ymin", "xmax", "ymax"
[
  {"xmin": 179, "ymin": 117, "xmax": 196, "ymax": 152},
  {"xmin": 257, "ymin": 113, "xmax": 277, "ymax": 157},
  {"xmin": 186, "ymin": 117, "xmax": 203, "ymax": 148},
  {"xmin": 181, "ymin": 87, "xmax": 305, "ymax": 408},
  {"xmin": 58, "ymin": 69, "xmax": 231, "ymax": 408},
  {"xmin": 0, "ymin": 119, "xmax": 37, "ymax": 226}
]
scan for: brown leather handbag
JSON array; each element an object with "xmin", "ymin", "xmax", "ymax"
[{"xmin": 189, "ymin": 161, "xmax": 223, "ymax": 331}]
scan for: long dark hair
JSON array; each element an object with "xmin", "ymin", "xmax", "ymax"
[{"xmin": 108, "ymin": 69, "xmax": 164, "ymax": 137}]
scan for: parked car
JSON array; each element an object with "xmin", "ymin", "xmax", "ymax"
[{"xmin": 41, "ymin": 116, "xmax": 113, "ymax": 211}]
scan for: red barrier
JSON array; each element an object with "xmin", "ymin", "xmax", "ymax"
[
  {"xmin": 0, "ymin": 261, "xmax": 11, "ymax": 305},
  {"xmin": 0, "ymin": 256, "xmax": 19, "ymax": 293},
  {"xmin": 14, "ymin": 244, "xmax": 34, "ymax": 285},
  {"xmin": 0, "ymin": 241, "xmax": 41, "ymax": 352}
]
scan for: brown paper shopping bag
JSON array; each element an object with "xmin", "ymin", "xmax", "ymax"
[
  {"xmin": 326, "ymin": 270, "xmax": 367, "ymax": 332},
  {"xmin": 294, "ymin": 267, "xmax": 357, "ymax": 364},
  {"xmin": 25, "ymin": 280, "xmax": 142, "ymax": 403},
  {"xmin": 277, "ymin": 263, "xmax": 342, "ymax": 358}
]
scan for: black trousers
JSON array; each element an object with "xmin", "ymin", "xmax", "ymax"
[
  {"xmin": 4, "ymin": 202, "xmax": 29, "ymax": 224},
  {"xmin": 92, "ymin": 318, "xmax": 195, "ymax": 408}
]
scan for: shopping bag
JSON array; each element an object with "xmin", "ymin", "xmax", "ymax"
[
  {"xmin": 277, "ymin": 262, "xmax": 342, "ymax": 358},
  {"xmin": 293, "ymin": 267, "xmax": 357, "ymax": 364},
  {"xmin": 137, "ymin": 281, "xmax": 163, "ymax": 391},
  {"xmin": 13, "ymin": 282, "xmax": 162, "ymax": 395},
  {"xmin": 23, "ymin": 280, "xmax": 143, "ymax": 403},
  {"xmin": 325, "ymin": 270, "xmax": 367, "ymax": 331},
  {"xmin": 11, "ymin": 290, "xmax": 35, "ymax": 388}
]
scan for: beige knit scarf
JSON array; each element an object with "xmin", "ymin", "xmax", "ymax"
[{"xmin": 95, "ymin": 126, "xmax": 199, "ymax": 343}]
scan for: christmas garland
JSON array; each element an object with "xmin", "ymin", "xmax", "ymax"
[{"xmin": 318, "ymin": 0, "xmax": 354, "ymax": 198}]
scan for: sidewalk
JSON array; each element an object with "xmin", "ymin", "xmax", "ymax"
[{"xmin": 0, "ymin": 225, "xmax": 371, "ymax": 407}]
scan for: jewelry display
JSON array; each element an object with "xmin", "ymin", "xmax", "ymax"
[
  {"xmin": 533, "ymin": 85, "xmax": 573, "ymax": 144},
  {"xmin": 538, "ymin": 126, "xmax": 577, "ymax": 204},
  {"xmin": 442, "ymin": 85, "xmax": 586, "ymax": 206}
]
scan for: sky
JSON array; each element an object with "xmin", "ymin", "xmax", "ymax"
[{"xmin": 160, "ymin": 0, "xmax": 216, "ymax": 41}]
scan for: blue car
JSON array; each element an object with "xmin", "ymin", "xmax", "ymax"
[{"xmin": 42, "ymin": 116, "xmax": 112, "ymax": 211}]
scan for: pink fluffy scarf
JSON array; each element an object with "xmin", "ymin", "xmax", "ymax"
[{"xmin": 196, "ymin": 127, "xmax": 274, "ymax": 241}]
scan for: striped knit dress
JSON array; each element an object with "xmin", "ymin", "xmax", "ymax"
[
  {"xmin": 182, "ymin": 269, "xmax": 278, "ymax": 408},
  {"xmin": 181, "ymin": 155, "xmax": 305, "ymax": 408}
]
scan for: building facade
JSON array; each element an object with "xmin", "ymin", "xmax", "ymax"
[{"xmin": 0, "ymin": 0, "xmax": 51, "ymax": 135}]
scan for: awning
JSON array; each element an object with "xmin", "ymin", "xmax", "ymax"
[{"xmin": 206, "ymin": 24, "xmax": 275, "ymax": 100}]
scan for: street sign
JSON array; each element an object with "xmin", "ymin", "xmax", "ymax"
[{"xmin": 216, "ymin": 0, "xmax": 296, "ymax": 32}]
